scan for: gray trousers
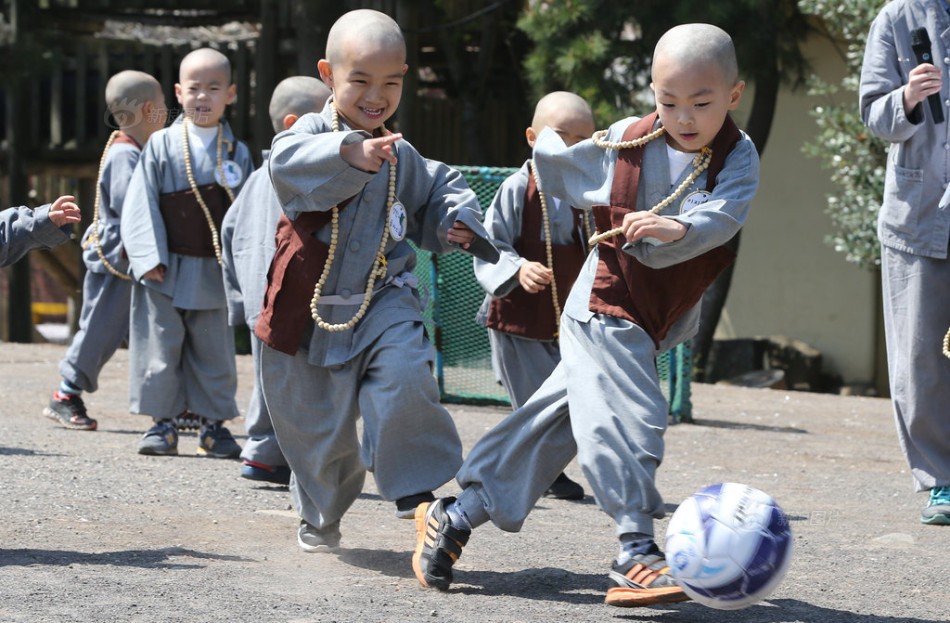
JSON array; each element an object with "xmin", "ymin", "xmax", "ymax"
[
  {"xmin": 489, "ymin": 329, "xmax": 561, "ymax": 409},
  {"xmin": 259, "ymin": 320, "xmax": 462, "ymax": 530},
  {"xmin": 881, "ymin": 245, "xmax": 950, "ymax": 491},
  {"xmin": 457, "ymin": 312, "xmax": 668, "ymax": 537},
  {"xmin": 128, "ymin": 284, "xmax": 239, "ymax": 422},
  {"xmin": 59, "ymin": 271, "xmax": 132, "ymax": 393},
  {"xmin": 239, "ymin": 335, "xmax": 286, "ymax": 466}
]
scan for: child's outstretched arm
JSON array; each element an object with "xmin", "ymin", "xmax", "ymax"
[
  {"xmin": 47, "ymin": 195, "xmax": 81, "ymax": 227},
  {"xmin": 0, "ymin": 202, "xmax": 73, "ymax": 267}
]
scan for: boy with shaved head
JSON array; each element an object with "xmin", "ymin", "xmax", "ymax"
[
  {"xmin": 473, "ymin": 91, "xmax": 595, "ymax": 502},
  {"xmin": 221, "ymin": 76, "xmax": 330, "ymax": 485},
  {"xmin": 256, "ymin": 9, "xmax": 498, "ymax": 552},
  {"xmin": 44, "ymin": 70, "xmax": 166, "ymax": 431},
  {"xmin": 122, "ymin": 48, "xmax": 254, "ymax": 458},
  {"xmin": 413, "ymin": 24, "xmax": 759, "ymax": 608}
]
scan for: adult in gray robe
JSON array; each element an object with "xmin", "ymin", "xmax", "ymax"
[{"xmin": 859, "ymin": 0, "xmax": 950, "ymax": 524}]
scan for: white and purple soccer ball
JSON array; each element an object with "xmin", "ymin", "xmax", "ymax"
[{"xmin": 664, "ymin": 483, "xmax": 793, "ymax": 610}]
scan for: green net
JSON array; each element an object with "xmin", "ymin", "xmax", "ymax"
[{"xmin": 411, "ymin": 165, "xmax": 693, "ymax": 421}]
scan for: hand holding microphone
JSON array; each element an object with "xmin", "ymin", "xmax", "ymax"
[{"xmin": 909, "ymin": 27, "xmax": 945, "ymax": 124}]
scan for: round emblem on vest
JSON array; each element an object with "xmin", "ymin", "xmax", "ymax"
[
  {"xmin": 215, "ymin": 159, "xmax": 244, "ymax": 189},
  {"xmin": 680, "ymin": 190, "xmax": 711, "ymax": 214},
  {"xmin": 389, "ymin": 201, "xmax": 407, "ymax": 241}
]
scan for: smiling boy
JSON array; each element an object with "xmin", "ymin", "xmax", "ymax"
[
  {"xmin": 254, "ymin": 9, "xmax": 498, "ymax": 552},
  {"xmin": 412, "ymin": 23, "xmax": 760, "ymax": 608},
  {"xmin": 121, "ymin": 48, "xmax": 253, "ymax": 459}
]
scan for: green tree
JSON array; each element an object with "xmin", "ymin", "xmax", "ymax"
[
  {"xmin": 799, "ymin": 0, "xmax": 889, "ymax": 269},
  {"xmin": 517, "ymin": 1, "xmax": 812, "ymax": 380}
]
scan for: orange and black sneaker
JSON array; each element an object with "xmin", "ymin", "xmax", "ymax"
[
  {"xmin": 43, "ymin": 391, "xmax": 97, "ymax": 431},
  {"xmin": 412, "ymin": 497, "xmax": 470, "ymax": 591},
  {"xmin": 605, "ymin": 549, "xmax": 689, "ymax": 608}
]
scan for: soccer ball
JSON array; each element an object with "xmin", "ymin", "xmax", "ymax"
[{"xmin": 664, "ymin": 483, "xmax": 793, "ymax": 610}]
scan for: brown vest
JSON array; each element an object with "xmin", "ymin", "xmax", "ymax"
[
  {"xmin": 253, "ymin": 207, "xmax": 345, "ymax": 355},
  {"xmin": 589, "ymin": 113, "xmax": 741, "ymax": 347},
  {"xmin": 157, "ymin": 137, "xmax": 235, "ymax": 257},
  {"xmin": 486, "ymin": 171, "xmax": 589, "ymax": 340},
  {"xmin": 112, "ymin": 131, "xmax": 142, "ymax": 150}
]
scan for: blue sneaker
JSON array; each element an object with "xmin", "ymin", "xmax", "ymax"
[
  {"xmin": 197, "ymin": 421, "xmax": 242, "ymax": 459},
  {"xmin": 921, "ymin": 485, "xmax": 950, "ymax": 525},
  {"xmin": 240, "ymin": 460, "xmax": 291, "ymax": 485},
  {"xmin": 137, "ymin": 420, "xmax": 178, "ymax": 456}
]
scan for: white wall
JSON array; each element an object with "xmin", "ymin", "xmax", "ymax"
[{"xmin": 721, "ymin": 33, "xmax": 878, "ymax": 384}]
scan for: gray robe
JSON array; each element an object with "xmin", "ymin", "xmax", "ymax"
[
  {"xmin": 260, "ymin": 101, "xmax": 499, "ymax": 531},
  {"xmin": 859, "ymin": 0, "xmax": 950, "ymax": 492},
  {"xmin": 220, "ymin": 151, "xmax": 285, "ymax": 466},
  {"xmin": 121, "ymin": 117, "xmax": 253, "ymax": 421},
  {"xmin": 454, "ymin": 117, "xmax": 759, "ymax": 537},
  {"xmin": 473, "ymin": 161, "xmax": 586, "ymax": 408},
  {"xmin": 0, "ymin": 204, "xmax": 71, "ymax": 267},
  {"xmin": 59, "ymin": 140, "xmax": 140, "ymax": 393}
]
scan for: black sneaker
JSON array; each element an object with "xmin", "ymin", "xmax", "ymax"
[
  {"xmin": 43, "ymin": 391, "xmax": 97, "ymax": 431},
  {"xmin": 412, "ymin": 497, "xmax": 470, "ymax": 590},
  {"xmin": 544, "ymin": 472, "xmax": 585, "ymax": 501},
  {"xmin": 605, "ymin": 547, "xmax": 689, "ymax": 607},
  {"xmin": 395, "ymin": 491, "xmax": 436, "ymax": 519},
  {"xmin": 297, "ymin": 519, "xmax": 341, "ymax": 552},
  {"xmin": 197, "ymin": 421, "xmax": 242, "ymax": 459}
]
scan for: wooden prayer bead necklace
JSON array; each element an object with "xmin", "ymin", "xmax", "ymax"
[
  {"xmin": 587, "ymin": 126, "xmax": 712, "ymax": 246},
  {"xmin": 84, "ymin": 130, "xmax": 131, "ymax": 280},
  {"xmin": 943, "ymin": 326, "xmax": 950, "ymax": 359},
  {"xmin": 528, "ymin": 159, "xmax": 563, "ymax": 335},
  {"xmin": 309, "ymin": 103, "xmax": 397, "ymax": 332},
  {"xmin": 181, "ymin": 118, "xmax": 236, "ymax": 265}
]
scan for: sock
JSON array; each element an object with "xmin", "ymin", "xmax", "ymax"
[
  {"xmin": 617, "ymin": 532, "xmax": 658, "ymax": 565},
  {"xmin": 59, "ymin": 380, "xmax": 82, "ymax": 396},
  {"xmin": 446, "ymin": 500, "xmax": 474, "ymax": 531}
]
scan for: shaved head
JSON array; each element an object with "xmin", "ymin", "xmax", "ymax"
[
  {"xmin": 105, "ymin": 70, "xmax": 162, "ymax": 111},
  {"xmin": 179, "ymin": 47, "xmax": 232, "ymax": 83},
  {"xmin": 532, "ymin": 91, "xmax": 593, "ymax": 129},
  {"xmin": 268, "ymin": 76, "xmax": 331, "ymax": 132},
  {"xmin": 325, "ymin": 9, "xmax": 405, "ymax": 65},
  {"xmin": 652, "ymin": 23, "xmax": 738, "ymax": 85}
]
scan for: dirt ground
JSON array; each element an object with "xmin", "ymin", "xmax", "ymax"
[{"xmin": 0, "ymin": 342, "xmax": 946, "ymax": 623}]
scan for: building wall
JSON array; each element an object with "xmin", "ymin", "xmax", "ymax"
[{"xmin": 721, "ymin": 32, "xmax": 878, "ymax": 385}]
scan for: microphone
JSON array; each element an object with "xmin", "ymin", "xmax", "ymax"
[{"xmin": 910, "ymin": 27, "xmax": 945, "ymax": 124}]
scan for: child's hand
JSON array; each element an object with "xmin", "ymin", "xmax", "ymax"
[
  {"xmin": 621, "ymin": 211, "xmax": 688, "ymax": 244},
  {"xmin": 142, "ymin": 265, "xmax": 166, "ymax": 283},
  {"xmin": 518, "ymin": 261, "xmax": 553, "ymax": 293},
  {"xmin": 447, "ymin": 220, "xmax": 475, "ymax": 249},
  {"xmin": 340, "ymin": 133, "xmax": 402, "ymax": 172},
  {"xmin": 48, "ymin": 195, "xmax": 81, "ymax": 227}
]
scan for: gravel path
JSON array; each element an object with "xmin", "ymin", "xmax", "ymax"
[{"xmin": 0, "ymin": 342, "xmax": 945, "ymax": 623}]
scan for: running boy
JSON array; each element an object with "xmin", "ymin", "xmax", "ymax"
[
  {"xmin": 44, "ymin": 70, "xmax": 166, "ymax": 431},
  {"xmin": 121, "ymin": 48, "xmax": 254, "ymax": 458},
  {"xmin": 256, "ymin": 9, "xmax": 499, "ymax": 551},
  {"xmin": 412, "ymin": 23, "xmax": 759, "ymax": 608},
  {"xmin": 221, "ymin": 75, "xmax": 330, "ymax": 485},
  {"xmin": 473, "ymin": 91, "xmax": 595, "ymax": 501},
  {"xmin": 0, "ymin": 196, "xmax": 80, "ymax": 267}
]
